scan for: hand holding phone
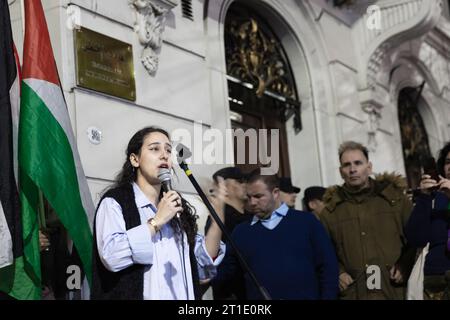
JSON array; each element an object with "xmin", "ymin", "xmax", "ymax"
[
  {"xmin": 423, "ymin": 157, "xmax": 439, "ymax": 181},
  {"xmin": 421, "ymin": 157, "xmax": 439, "ymax": 193}
]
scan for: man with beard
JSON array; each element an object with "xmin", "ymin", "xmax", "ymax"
[{"xmin": 214, "ymin": 170, "xmax": 338, "ymax": 299}]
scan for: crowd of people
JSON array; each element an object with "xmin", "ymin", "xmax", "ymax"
[{"xmin": 36, "ymin": 126, "xmax": 450, "ymax": 300}]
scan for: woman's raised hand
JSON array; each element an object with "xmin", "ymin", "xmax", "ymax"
[{"xmin": 153, "ymin": 191, "xmax": 182, "ymax": 227}]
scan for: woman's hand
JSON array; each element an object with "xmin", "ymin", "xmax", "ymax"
[
  {"xmin": 209, "ymin": 176, "xmax": 227, "ymax": 223},
  {"xmin": 149, "ymin": 191, "xmax": 182, "ymax": 233},
  {"xmin": 205, "ymin": 176, "xmax": 228, "ymax": 259}
]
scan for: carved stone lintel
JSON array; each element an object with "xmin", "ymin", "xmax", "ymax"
[{"xmin": 129, "ymin": 0, "xmax": 179, "ymax": 75}]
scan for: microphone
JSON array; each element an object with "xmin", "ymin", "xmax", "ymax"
[
  {"xmin": 157, "ymin": 168, "xmax": 180, "ymax": 218},
  {"xmin": 158, "ymin": 168, "xmax": 172, "ymax": 192}
]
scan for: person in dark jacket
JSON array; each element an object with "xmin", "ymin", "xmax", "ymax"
[
  {"xmin": 303, "ymin": 186, "xmax": 326, "ymax": 219},
  {"xmin": 279, "ymin": 177, "xmax": 301, "ymax": 209},
  {"xmin": 405, "ymin": 142, "xmax": 450, "ymax": 300},
  {"xmin": 321, "ymin": 141, "xmax": 413, "ymax": 299},
  {"xmin": 205, "ymin": 167, "xmax": 253, "ymax": 300}
]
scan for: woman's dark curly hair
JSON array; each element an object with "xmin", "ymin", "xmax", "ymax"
[
  {"xmin": 437, "ymin": 141, "xmax": 450, "ymax": 178},
  {"xmin": 112, "ymin": 126, "xmax": 198, "ymax": 247}
]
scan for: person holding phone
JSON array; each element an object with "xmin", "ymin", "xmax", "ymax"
[{"xmin": 405, "ymin": 142, "xmax": 450, "ymax": 300}]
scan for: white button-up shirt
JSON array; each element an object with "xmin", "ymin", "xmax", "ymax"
[{"xmin": 250, "ymin": 202, "xmax": 290, "ymax": 230}]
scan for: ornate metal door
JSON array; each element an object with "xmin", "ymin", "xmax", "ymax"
[
  {"xmin": 224, "ymin": 3, "xmax": 301, "ymax": 176},
  {"xmin": 398, "ymin": 86, "xmax": 432, "ymax": 189}
]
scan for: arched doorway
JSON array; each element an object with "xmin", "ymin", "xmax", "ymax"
[
  {"xmin": 224, "ymin": 2, "xmax": 301, "ymax": 176},
  {"xmin": 397, "ymin": 85, "xmax": 432, "ymax": 189}
]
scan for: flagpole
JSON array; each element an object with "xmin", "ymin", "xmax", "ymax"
[{"xmin": 38, "ymin": 191, "xmax": 46, "ymax": 229}]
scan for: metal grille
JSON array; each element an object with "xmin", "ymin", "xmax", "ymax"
[{"xmin": 181, "ymin": 0, "xmax": 194, "ymax": 21}]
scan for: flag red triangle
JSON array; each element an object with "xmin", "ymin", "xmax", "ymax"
[{"xmin": 22, "ymin": 0, "xmax": 59, "ymax": 85}]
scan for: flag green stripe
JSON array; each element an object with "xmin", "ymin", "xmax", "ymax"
[
  {"xmin": 19, "ymin": 82, "xmax": 93, "ymax": 284},
  {"xmin": 0, "ymin": 256, "xmax": 40, "ymax": 300},
  {"xmin": 0, "ymin": 178, "xmax": 40, "ymax": 300},
  {"xmin": 24, "ymin": 79, "xmax": 95, "ymax": 230},
  {"xmin": 19, "ymin": 167, "xmax": 44, "ymax": 288}
]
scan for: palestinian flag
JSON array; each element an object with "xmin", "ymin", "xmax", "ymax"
[
  {"xmin": 0, "ymin": 0, "xmax": 20, "ymax": 271},
  {"xmin": 1, "ymin": 0, "xmax": 95, "ymax": 299},
  {"xmin": 0, "ymin": 0, "xmax": 28, "ymax": 298}
]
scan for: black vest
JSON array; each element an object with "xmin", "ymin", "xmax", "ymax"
[{"xmin": 91, "ymin": 183, "xmax": 201, "ymax": 300}]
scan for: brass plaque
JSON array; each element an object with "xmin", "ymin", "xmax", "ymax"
[{"xmin": 75, "ymin": 27, "xmax": 136, "ymax": 101}]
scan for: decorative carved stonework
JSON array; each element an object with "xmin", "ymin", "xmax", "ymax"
[
  {"xmin": 355, "ymin": 0, "xmax": 442, "ymax": 150},
  {"xmin": 355, "ymin": 0, "xmax": 442, "ymax": 89},
  {"xmin": 359, "ymin": 0, "xmax": 442, "ymax": 90},
  {"xmin": 361, "ymin": 101, "xmax": 382, "ymax": 151},
  {"xmin": 419, "ymin": 41, "xmax": 450, "ymax": 100},
  {"xmin": 129, "ymin": 0, "xmax": 178, "ymax": 75},
  {"xmin": 224, "ymin": 5, "xmax": 302, "ymax": 134},
  {"xmin": 225, "ymin": 18, "xmax": 295, "ymax": 99}
]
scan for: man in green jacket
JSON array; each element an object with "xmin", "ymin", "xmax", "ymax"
[{"xmin": 320, "ymin": 141, "xmax": 413, "ymax": 299}]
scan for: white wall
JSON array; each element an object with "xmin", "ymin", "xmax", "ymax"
[{"xmin": 8, "ymin": 0, "xmax": 450, "ymax": 287}]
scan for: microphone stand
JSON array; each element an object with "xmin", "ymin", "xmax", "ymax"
[{"xmin": 178, "ymin": 159, "xmax": 272, "ymax": 300}]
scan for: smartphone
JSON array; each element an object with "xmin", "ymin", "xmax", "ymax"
[{"xmin": 422, "ymin": 156, "xmax": 439, "ymax": 181}]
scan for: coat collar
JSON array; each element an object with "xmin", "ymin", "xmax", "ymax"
[{"xmin": 323, "ymin": 172, "xmax": 407, "ymax": 212}]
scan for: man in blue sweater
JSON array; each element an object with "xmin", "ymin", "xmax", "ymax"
[
  {"xmin": 405, "ymin": 142, "xmax": 450, "ymax": 300},
  {"xmin": 215, "ymin": 171, "xmax": 339, "ymax": 300}
]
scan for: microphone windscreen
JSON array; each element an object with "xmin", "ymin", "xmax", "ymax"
[{"xmin": 157, "ymin": 168, "xmax": 171, "ymax": 185}]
